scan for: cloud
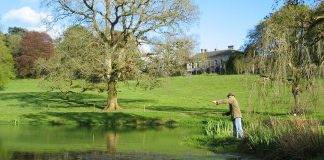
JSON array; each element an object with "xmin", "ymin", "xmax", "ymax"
[
  {"xmin": 2, "ymin": 6, "xmax": 48, "ymax": 25},
  {"xmin": 1, "ymin": 6, "xmax": 62, "ymax": 39}
]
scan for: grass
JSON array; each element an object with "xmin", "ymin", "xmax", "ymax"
[
  {"xmin": 1, "ymin": 74, "xmax": 324, "ymax": 159},
  {"xmin": 0, "ymin": 75, "xmax": 248, "ymax": 126},
  {"xmin": 0, "ymin": 74, "xmax": 323, "ymax": 126}
]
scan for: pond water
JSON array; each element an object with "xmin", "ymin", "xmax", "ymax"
[{"xmin": 0, "ymin": 125, "xmax": 242, "ymax": 160}]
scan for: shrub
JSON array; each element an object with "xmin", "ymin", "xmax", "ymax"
[{"xmin": 244, "ymin": 118, "xmax": 324, "ymax": 159}]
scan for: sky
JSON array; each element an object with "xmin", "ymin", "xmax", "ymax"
[
  {"xmin": 0, "ymin": 0, "xmax": 275, "ymax": 51},
  {"xmin": 191, "ymin": 0, "xmax": 274, "ymax": 51}
]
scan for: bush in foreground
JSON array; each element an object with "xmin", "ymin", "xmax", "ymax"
[
  {"xmin": 192, "ymin": 117, "xmax": 324, "ymax": 159},
  {"xmin": 243, "ymin": 118, "xmax": 324, "ymax": 159}
]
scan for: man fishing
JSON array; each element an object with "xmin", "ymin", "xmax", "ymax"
[{"xmin": 212, "ymin": 92, "xmax": 243, "ymax": 139}]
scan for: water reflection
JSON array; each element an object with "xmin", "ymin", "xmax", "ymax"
[
  {"xmin": 106, "ymin": 131, "xmax": 118, "ymax": 153},
  {"xmin": 0, "ymin": 125, "xmax": 242, "ymax": 160}
]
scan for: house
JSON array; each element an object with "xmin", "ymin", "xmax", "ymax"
[{"xmin": 187, "ymin": 45, "xmax": 243, "ymax": 74}]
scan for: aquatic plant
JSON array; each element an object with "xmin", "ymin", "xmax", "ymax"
[{"xmin": 204, "ymin": 119, "xmax": 232, "ymax": 137}]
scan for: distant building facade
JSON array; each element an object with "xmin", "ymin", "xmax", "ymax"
[{"xmin": 187, "ymin": 46, "xmax": 243, "ymax": 74}]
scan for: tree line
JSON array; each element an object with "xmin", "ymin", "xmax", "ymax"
[{"xmin": 0, "ymin": 27, "xmax": 54, "ymax": 89}]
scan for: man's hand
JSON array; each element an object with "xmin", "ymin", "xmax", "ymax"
[{"xmin": 212, "ymin": 101, "xmax": 218, "ymax": 105}]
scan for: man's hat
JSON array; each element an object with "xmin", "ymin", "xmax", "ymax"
[{"xmin": 227, "ymin": 92, "xmax": 235, "ymax": 97}]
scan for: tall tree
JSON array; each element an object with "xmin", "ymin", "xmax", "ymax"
[
  {"xmin": 0, "ymin": 32, "xmax": 14, "ymax": 90},
  {"xmin": 8, "ymin": 27, "xmax": 27, "ymax": 36},
  {"xmin": 242, "ymin": 21, "xmax": 266, "ymax": 74},
  {"xmin": 151, "ymin": 36, "xmax": 195, "ymax": 76},
  {"xmin": 5, "ymin": 27, "xmax": 27, "ymax": 57},
  {"xmin": 37, "ymin": 25, "xmax": 128, "ymax": 93},
  {"xmin": 15, "ymin": 31, "xmax": 53, "ymax": 78},
  {"xmin": 190, "ymin": 51, "xmax": 208, "ymax": 74},
  {"xmin": 248, "ymin": 2, "xmax": 323, "ymax": 114},
  {"xmin": 42, "ymin": 0, "xmax": 199, "ymax": 110}
]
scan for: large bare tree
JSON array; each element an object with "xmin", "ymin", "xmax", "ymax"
[{"xmin": 42, "ymin": 0, "xmax": 198, "ymax": 110}]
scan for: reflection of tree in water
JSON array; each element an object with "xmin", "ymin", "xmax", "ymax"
[{"xmin": 105, "ymin": 131, "xmax": 119, "ymax": 154}]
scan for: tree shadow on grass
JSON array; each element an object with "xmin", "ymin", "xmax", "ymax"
[
  {"xmin": 0, "ymin": 92, "xmax": 105, "ymax": 108},
  {"xmin": 0, "ymin": 92, "xmax": 155, "ymax": 109},
  {"xmin": 23, "ymin": 111, "xmax": 168, "ymax": 128}
]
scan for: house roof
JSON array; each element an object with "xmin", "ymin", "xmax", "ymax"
[{"xmin": 192, "ymin": 49, "xmax": 243, "ymax": 59}]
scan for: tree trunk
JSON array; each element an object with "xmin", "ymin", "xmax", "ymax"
[
  {"xmin": 105, "ymin": 80, "xmax": 120, "ymax": 111},
  {"xmin": 291, "ymin": 82, "xmax": 302, "ymax": 114}
]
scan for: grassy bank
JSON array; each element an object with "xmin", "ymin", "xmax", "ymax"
[
  {"xmin": 190, "ymin": 117, "xmax": 324, "ymax": 159},
  {"xmin": 0, "ymin": 74, "xmax": 323, "ymax": 127}
]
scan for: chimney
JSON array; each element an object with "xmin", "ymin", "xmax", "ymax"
[
  {"xmin": 201, "ymin": 49, "xmax": 204, "ymax": 53},
  {"xmin": 204, "ymin": 49, "xmax": 207, "ymax": 52},
  {"xmin": 214, "ymin": 48, "xmax": 217, "ymax": 51},
  {"xmin": 228, "ymin": 45, "xmax": 234, "ymax": 50}
]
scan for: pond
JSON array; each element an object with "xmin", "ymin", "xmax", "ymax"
[{"xmin": 0, "ymin": 125, "xmax": 242, "ymax": 160}]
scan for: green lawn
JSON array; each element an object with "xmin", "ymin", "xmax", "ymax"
[{"xmin": 0, "ymin": 75, "xmax": 322, "ymax": 126}]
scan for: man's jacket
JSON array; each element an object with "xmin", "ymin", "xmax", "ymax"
[{"xmin": 217, "ymin": 96, "xmax": 242, "ymax": 120}]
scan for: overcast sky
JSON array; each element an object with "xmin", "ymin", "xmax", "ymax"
[{"xmin": 0, "ymin": 0, "xmax": 275, "ymax": 51}]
